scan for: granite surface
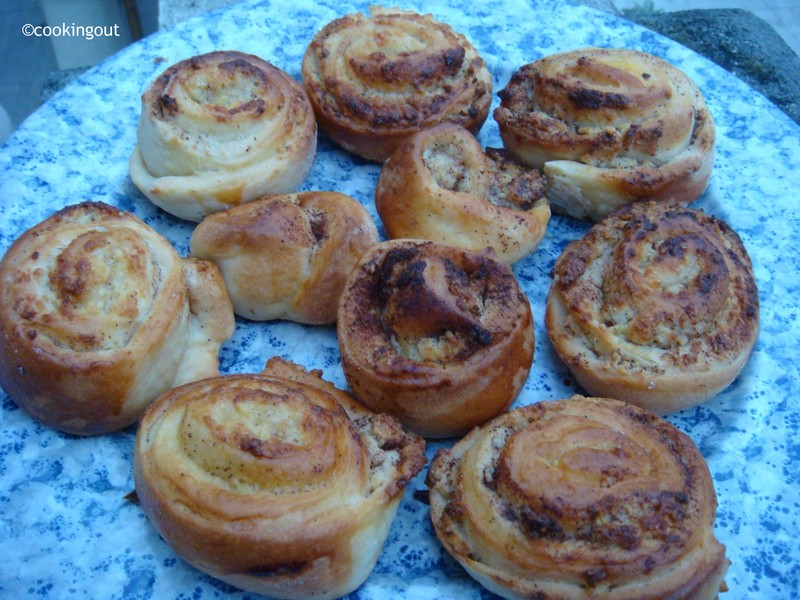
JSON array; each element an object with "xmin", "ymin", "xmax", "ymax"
[
  {"xmin": 1, "ymin": 0, "xmax": 800, "ymax": 598},
  {"xmin": 158, "ymin": 0, "xmax": 241, "ymax": 28},
  {"xmin": 626, "ymin": 8, "xmax": 800, "ymax": 125}
]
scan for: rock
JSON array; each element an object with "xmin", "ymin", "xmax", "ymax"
[{"xmin": 625, "ymin": 8, "xmax": 800, "ymax": 125}]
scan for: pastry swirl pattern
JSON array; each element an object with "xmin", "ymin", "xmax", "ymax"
[
  {"xmin": 494, "ymin": 47, "xmax": 716, "ymax": 221},
  {"xmin": 427, "ymin": 395, "xmax": 730, "ymax": 599},
  {"xmin": 337, "ymin": 239, "xmax": 534, "ymax": 438},
  {"xmin": 375, "ymin": 123, "xmax": 550, "ymax": 264},
  {"xmin": 301, "ymin": 7, "xmax": 492, "ymax": 162},
  {"xmin": 130, "ymin": 50, "xmax": 317, "ymax": 222},
  {"xmin": 0, "ymin": 201, "xmax": 234, "ymax": 435},
  {"xmin": 545, "ymin": 201, "xmax": 759, "ymax": 414},
  {"xmin": 134, "ymin": 357, "xmax": 426, "ymax": 600}
]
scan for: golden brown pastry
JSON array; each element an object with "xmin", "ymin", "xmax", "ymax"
[
  {"xmin": 427, "ymin": 395, "xmax": 730, "ymax": 600},
  {"xmin": 545, "ymin": 201, "xmax": 759, "ymax": 414},
  {"xmin": 494, "ymin": 47, "xmax": 716, "ymax": 221},
  {"xmin": 0, "ymin": 201, "xmax": 234, "ymax": 436},
  {"xmin": 375, "ymin": 123, "xmax": 551, "ymax": 264},
  {"xmin": 134, "ymin": 357, "xmax": 426, "ymax": 600},
  {"xmin": 337, "ymin": 239, "xmax": 534, "ymax": 438},
  {"xmin": 301, "ymin": 6, "xmax": 492, "ymax": 162},
  {"xmin": 130, "ymin": 50, "xmax": 317, "ymax": 222},
  {"xmin": 190, "ymin": 191, "xmax": 379, "ymax": 324}
]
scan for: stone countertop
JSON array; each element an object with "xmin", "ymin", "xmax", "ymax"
[
  {"xmin": 624, "ymin": 7, "xmax": 800, "ymax": 125},
  {"xmin": 158, "ymin": 0, "xmax": 237, "ymax": 28}
]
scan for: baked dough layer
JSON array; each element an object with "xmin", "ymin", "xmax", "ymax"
[
  {"xmin": 134, "ymin": 357, "xmax": 425, "ymax": 600},
  {"xmin": 375, "ymin": 123, "xmax": 550, "ymax": 264},
  {"xmin": 0, "ymin": 201, "xmax": 234, "ymax": 435},
  {"xmin": 545, "ymin": 201, "xmax": 759, "ymax": 414},
  {"xmin": 494, "ymin": 48, "xmax": 716, "ymax": 221},
  {"xmin": 427, "ymin": 395, "xmax": 730, "ymax": 599},
  {"xmin": 190, "ymin": 191, "xmax": 378, "ymax": 323},
  {"xmin": 302, "ymin": 6, "xmax": 492, "ymax": 162},
  {"xmin": 130, "ymin": 50, "xmax": 317, "ymax": 222},
  {"xmin": 337, "ymin": 239, "xmax": 534, "ymax": 438}
]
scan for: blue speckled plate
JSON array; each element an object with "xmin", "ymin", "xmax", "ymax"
[{"xmin": 1, "ymin": 0, "xmax": 799, "ymax": 598}]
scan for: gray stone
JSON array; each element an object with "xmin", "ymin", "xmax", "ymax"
[
  {"xmin": 625, "ymin": 8, "xmax": 800, "ymax": 125},
  {"xmin": 40, "ymin": 67, "xmax": 89, "ymax": 104}
]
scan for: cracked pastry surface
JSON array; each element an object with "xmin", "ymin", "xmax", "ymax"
[
  {"xmin": 337, "ymin": 239, "xmax": 534, "ymax": 438},
  {"xmin": 494, "ymin": 47, "xmax": 716, "ymax": 221},
  {"xmin": 0, "ymin": 201, "xmax": 234, "ymax": 435},
  {"xmin": 375, "ymin": 123, "xmax": 550, "ymax": 264},
  {"xmin": 190, "ymin": 191, "xmax": 378, "ymax": 324},
  {"xmin": 301, "ymin": 6, "xmax": 492, "ymax": 162},
  {"xmin": 130, "ymin": 50, "xmax": 317, "ymax": 222},
  {"xmin": 134, "ymin": 357, "xmax": 426, "ymax": 600},
  {"xmin": 545, "ymin": 201, "xmax": 759, "ymax": 414},
  {"xmin": 427, "ymin": 395, "xmax": 730, "ymax": 600}
]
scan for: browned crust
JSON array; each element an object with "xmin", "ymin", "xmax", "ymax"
[
  {"xmin": 426, "ymin": 395, "xmax": 730, "ymax": 599},
  {"xmin": 190, "ymin": 191, "xmax": 379, "ymax": 324},
  {"xmin": 131, "ymin": 50, "xmax": 317, "ymax": 221},
  {"xmin": 0, "ymin": 202, "xmax": 233, "ymax": 435},
  {"xmin": 337, "ymin": 239, "xmax": 534, "ymax": 438},
  {"xmin": 301, "ymin": 8, "xmax": 492, "ymax": 162},
  {"xmin": 545, "ymin": 201, "xmax": 759, "ymax": 414},
  {"xmin": 494, "ymin": 48, "xmax": 716, "ymax": 221},
  {"xmin": 145, "ymin": 51, "xmax": 281, "ymax": 123},
  {"xmin": 133, "ymin": 359, "xmax": 425, "ymax": 599},
  {"xmin": 375, "ymin": 123, "xmax": 551, "ymax": 264}
]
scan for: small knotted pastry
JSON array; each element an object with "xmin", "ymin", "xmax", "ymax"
[
  {"xmin": 337, "ymin": 239, "xmax": 534, "ymax": 438},
  {"xmin": 130, "ymin": 50, "xmax": 317, "ymax": 222},
  {"xmin": 0, "ymin": 201, "xmax": 234, "ymax": 435},
  {"xmin": 134, "ymin": 357, "xmax": 426, "ymax": 600},
  {"xmin": 494, "ymin": 47, "xmax": 716, "ymax": 221},
  {"xmin": 375, "ymin": 123, "xmax": 551, "ymax": 264},
  {"xmin": 190, "ymin": 191, "xmax": 379, "ymax": 323},
  {"xmin": 545, "ymin": 201, "xmax": 759, "ymax": 414},
  {"xmin": 427, "ymin": 395, "xmax": 731, "ymax": 600},
  {"xmin": 301, "ymin": 6, "xmax": 492, "ymax": 162}
]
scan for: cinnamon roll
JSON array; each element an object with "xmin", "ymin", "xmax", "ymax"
[
  {"xmin": 427, "ymin": 395, "xmax": 730, "ymax": 600},
  {"xmin": 375, "ymin": 123, "xmax": 550, "ymax": 264},
  {"xmin": 134, "ymin": 357, "xmax": 426, "ymax": 600},
  {"xmin": 337, "ymin": 239, "xmax": 534, "ymax": 438},
  {"xmin": 0, "ymin": 202, "xmax": 234, "ymax": 436},
  {"xmin": 130, "ymin": 51, "xmax": 317, "ymax": 222},
  {"xmin": 545, "ymin": 201, "xmax": 759, "ymax": 414},
  {"xmin": 494, "ymin": 48, "xmax": 716, "ymax": 221},
  {"xmin": 301, "ymin": 6, "xmax": 492, "ymax": 162},
  {"xmin": 190, "ymin": 191, "xmax": 379, "ymax": 324}
]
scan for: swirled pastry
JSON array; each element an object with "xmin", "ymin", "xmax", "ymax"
[
  {"xmin": 130, "ymin": 50, "xmax": 317, "ymax": 222},
  {"xmin": 375, "ymin": 123, "xmax": 550, "ymax": 264},
  {"xmin": 545, "ymin": 201, "xmax": 759, "ymax": 414},
  {"xmin": 427, "ymin": 395, "xmax": 730, "ymax": 600},
  {"xmin": 337, "ymin": 239, "xmax": 534, "ymax": 438},
  {"xmin": 494, "ymin": 48, "xmax": 716, "ymax": 221},
  {"xmin": 301, "ymin": 6, "xmax": 492, "ymax": 162},
  {"xmin": 134, "ymin": 357, "xmax": 426, "ymax": 600},
  {"xmin": 0, "ymin": 202, "xmax": 234, "ymax": 435},
  {"xmin": 190, "ymin": 191, "xmax": 378, "ymax": 324}
]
